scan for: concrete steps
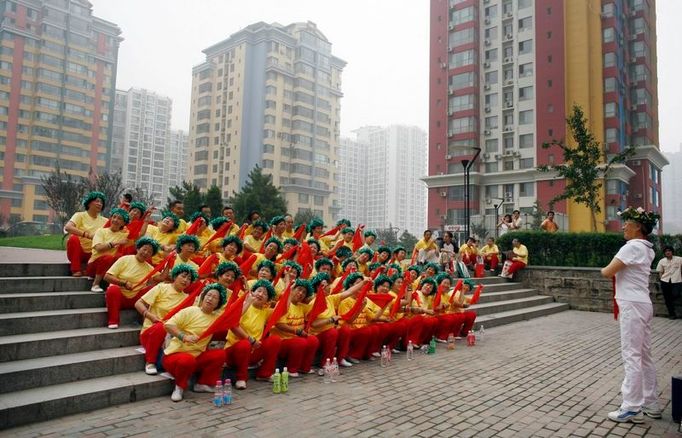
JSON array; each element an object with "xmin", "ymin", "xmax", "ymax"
[{"xmin": 0, "ymin": 262, "xmax": 568, "ymax": 430}]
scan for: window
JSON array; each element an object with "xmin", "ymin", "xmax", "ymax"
[
  {"xmin": 485, "ymin": 70, "xmax": 498, "ymax": 85},
  {"xmin": 604, "ymin": 102, "xmax": 616, "ymax": 118},
  {"xmin": 605, "ymin": 128, "xmax": 617, "ymax": 144},
  {"xmin": 519, "ymin": 182, "xmax": 534, "ymax": 197},
  {"xmin": 519, "ymin": 40, "xmax": 533, "ymax": 55},
  {"xmin": 485, "ymin": 5, "xmax": 498, "ymax": 18},
  {"xmin": 485, "ymin": 93, "xmax": 498, "ymax": 107},
  {"xmin": 519, "ymin": 86, "xmax": 533, "ymax": 101},
  {"xmin": 485, "ymin": 162, "xmax": 499, "ymax": 173},
  {"xmin": 449, "ymin": 94, "xmax": 474, "ymax": 112},
  {"xmin": 450, "ymin": 50, "xmax": 475, "ymax": 68},
  {"xmin": 518, "ymin": 62, "xmax": 533, "ymax": 77},
  {"xmin": 485, "ymin": 185, "xmax": 499, "ymax": 199},
  {"xmin": 519, "ymin": 110, "xmax": 533, "ymax": 124},
  {"xmin": 603, "ymin": 28, "xmax": 614, "ymax": 43},
  {"xmin": 452, "ymin": 6, "xmax": 475, "ymax": 25},
  {"xmin": 604, "ymin": 52, "xmax": 616, "ymax": 68},
  {"xmin": 604, "ymin": 77, "xmax": 616, "ymax": 92},
  {"xmin": 503, "ymin": 135, "xmax": 514, "ymax": 149},
  {"xmin": 518, "ymin": 17, "xmax": 532, "ymax": 32},
  {"xmin": 519, "ymin": 158, "xmax": 534, "ymax": 169},
  {"xmin": 503, "ymin": 160, "xmax": 514, "ymax": 171},
  {"xmin": 449, "ymin": 117, "xmax": 475, "ymax": 135},
  {"xmin": 485, "ymin": 116, "xmax": 498, "ymax": 129},
  {"xmin": 485, "ymin": 139, "xmax": 499, "ymax": 152},
  {"xmin": 450, "ymin": 28, "xmax": 474, "ymax": 47},
  {"xmin": 485, "ymin": 49, "xmax": 498, "ymax": 62},
  {"xmin": 518, "ymin": 0, "xmax": 532, "ymax": 9},
  {"xmin": 519, "ymin": 133, "xmax": 534, "ymax": 148}
]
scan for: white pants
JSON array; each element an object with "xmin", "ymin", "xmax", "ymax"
[
  {"xmin": 417, "ymin": 249, "xmax": 438, "ymax": 264},
  {"xmin": 617, "ymin": 299, "xmax": 658, "ymax": 411}
]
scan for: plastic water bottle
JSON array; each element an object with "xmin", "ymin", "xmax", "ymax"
[
  {"xmin": 272, "ymin": 368, "xmax": 281, "ymax": 394},
  {"xmin": 447, "ymin": 333, "xmax": 456, "ymax": 350},
  {"xmin": 467, "ymin": 330, "xmax": 476, "ymax": 346},
  {"xmin": 479, "ymin": 324, "xmax": 485, "ymax": 340},
  {"xmin": 420, "ymin": 344, "xmax": 429, "ymax": 355},
  {"xmin": 281, "ymin": 367, "xmax": 289, "ymax": 393},
  {"xmin": 330, "ymin": 357, "xmax": 339, "ymax": 382},
  {"xmin": 323, "ymin": 358, "xmax": 331, "ymax": 384},
  {"xmin": 222, "ymin": 379, "xmax": 232, "ymax": 405},
  {"xmin": 406, "ymin": 341, "xmax": 414, "ymax": 360},
  {"xmin": 428, "ymin": 336, "xmax": 437, "ymax": 354},
  {"xmin": 213, "ymin": 380, "xmax": 223, "ymax": 407},
  {"xmin": 380, "ymin": 345, "xmax": 389, "ymax": 367}
]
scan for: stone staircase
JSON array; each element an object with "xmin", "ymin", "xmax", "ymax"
[{"xmin": 0, "ymin": 262, "xmax": 567, "ymax": 430}]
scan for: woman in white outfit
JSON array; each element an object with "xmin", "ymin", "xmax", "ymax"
[{"xmin": 601, "ymin": 207, "xmax": 661, "ymax": 424}]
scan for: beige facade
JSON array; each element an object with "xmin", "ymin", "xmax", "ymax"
[{"xmin": 188, "ymin": 21, "xmax": 345, "ymax": 223}]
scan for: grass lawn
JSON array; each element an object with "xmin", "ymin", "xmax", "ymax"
[{"xmin": 0, "ymin": 234, "xmax": 66, "ymax": 250}]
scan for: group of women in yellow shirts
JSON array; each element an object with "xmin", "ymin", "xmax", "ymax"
[{"xmin": 65, "ymin": 192, "xmax": 479, "ymax": 402}]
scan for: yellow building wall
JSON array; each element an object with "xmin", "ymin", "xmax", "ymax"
[{"xmin": 563, "ymin": 1, "xmax": 606, "ymax": 232}]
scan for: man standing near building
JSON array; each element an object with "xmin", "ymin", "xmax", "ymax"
[
  {"xmin": 540, "ymin": 211, "xmax": 559, "ymax": 233},
  {"xmin": 655, "ymin": 246, "xmax": 681, "ymax": 320}
]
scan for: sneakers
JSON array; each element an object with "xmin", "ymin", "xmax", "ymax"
[
  {"xmin": 107, "ymin": 324, "xmax": 119, "ymax": 329},
  {"xmin": 317, "ymin": 368, "xmax": 326, "ymax": 376},
  {"xmin": 90, "ymin": 285, "xmax": 104, "ymax": 293},
  {"xmin": 193, "ymin": 383, "xmax": 214, "ymax": 393},
  {"xmin": 607, "ymin": 409, "xmax": 644, "ymax": 423},
  {"xmin": 171, "ymin": 385, "xmax": 184, "ymax": 402},
  {"xmin": 255, "ymin": 376, "xmax": 273, "ymax": 383},
  {"xmin": 391, "ymin": 348, "xmax": 401, "ymax": 354},
  {"xmin": 436, "ymin": 338, "xmax": 448, "ymax": 344},
  {"xmin": 371, "ymin": 352, "xmax": 381, "ymax": 358},
  {"xmin": 340, "ymin": 359, "xmax": 353, "ymax": 367},
  {"xmin": 347, "ymin": 357, "xmax": 360, "ymax": 364},
  {"xmin": 235, "ymin": 380, "xmax": 247, "ymax": 390},
  {"xmin": 144, "ymin": 363, "xmax": 158, "ymax": 375},
  {"xmin": 642, "ymin": 405, "xmax": 662, "ymax": 419},
  {"xmin": 288, "ymin": 372, "xmax": 300, "ymax": 378}
]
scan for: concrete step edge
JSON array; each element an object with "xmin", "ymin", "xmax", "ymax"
[
  {"xmin": 0, "ymin": 346, "xmax": 144, "ymax": 375},
  {"xmin": 0, "ymin": 326, "xmax": 140, "ymax": 345},
  {"xmin": 472, "ymin": 295, "xmax": 554, "ymax": 309},
  {"xmin": 474, "ymin": 303, "xmax": 570, "ymax": 328}
]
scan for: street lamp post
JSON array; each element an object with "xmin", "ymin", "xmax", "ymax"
[{"xmin": 460, "ymin": 147, "xmax": 481, "ymax": 239}]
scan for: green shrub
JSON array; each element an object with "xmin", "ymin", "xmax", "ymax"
[{"xmin": 496, "ymin": 231, "xmax": 682, "ymax": 268}]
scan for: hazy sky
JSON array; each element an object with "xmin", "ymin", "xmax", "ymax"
[{"xmin": 91, "ymin": 0, "xmax": 681, "ymax": 152}]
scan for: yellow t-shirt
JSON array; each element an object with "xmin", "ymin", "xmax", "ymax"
[
  {"xmin": 217, "ymin": 253, "xmax": 239, "ymax": 264},
  {"xmin": 89, "ymin": 227, "xmax": 129, "ymax": 262},
  {"xmin": 225, "ymin": 223, "xmax": 241, "ymax": 237},
  {"xmin": 176, "ymin": 219, "xmax": 188, "ymax": 235},
  {"xmin": 446, "ymin": 289, "xmax": 469, "ymax": 313},
  {"xmin": 414, "ymin": 238, "xmax": 437, "ymax": 252},
  {"xmin": 272, "ymin": 302, "xmax": 310, "ymax": 339},
  {"xmin": 174, "ymin": 254, "xmax": 199, "ymax": 271},
  {"xmin": 196, "ymin": 228, "xmax": 215, "ymax": 256},
  {"xmin": 309, "ymin": 293, "xmax": 343, "ymax": 335},
  {"xmin": 459, "ymin": 244, "xmax": 478, "ymax": 257},
  {"xmin": 140, "ymin": 283, "xmax": 187, "ymax": 331},
  {"xmin": 69, "ymin": 211, "xmax": 107, "ymax": 253},
  {"xmin": 282, "ymin": 229, "xmax": 294, "ymax": 239},
  {"xmin": 226, "ymin": 305, "xmax": 272, "ymax": 347},
  {"xmin": 480, "ymin": 244, "xmax": 499, "ymax": 257},
  {"xmin": 416, "ymin": 291, "xmax": 435, "ymax": 311},
  {"xmin": 243, "ymin": 234, "xmax": 263, "ymax": 253},
  {"xmin": 145, "ymin": 225, "xmax": 178, "ymax": 265},
  {"xmin": 163, "ymin": 306, "xmax": 219, "ymax": 357},
  {"xmin": 338, "ymin": 297, "xmax": 374, "ymax": 329},
  {"xmin": 389, "ymin": 290, "xmax": 405, "ymax": 320},
  {"xmin": 106, "ymin": 255, "xmax": 153, "ymax": 298},
  {"xmin": 513, "ymin": 244, "xmax": 529, "ymax": 265}
]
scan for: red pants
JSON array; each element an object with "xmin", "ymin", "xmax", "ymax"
[
  {"xmin": 162, "ymin": 349, "xmax": 224, "ymax": 390},
  {"xmin": 278, "ymin": 336, "xmax": 319, "ymax": 373},
  {"xmin": 369, "ymin": 322, "xmax": 406, "ymax": 353},
  {"xmin": 105, "ymin": 284, "xmax": 151, "ymax": 325},
  {"xmin": 459, "ymin": 310, "xmax": 476, "ymax": 337},
  {"xmin": 507, "ymin": 261, "xmax": 526, "ymax": 276},
  {"xmin": 331, "ymin": 325, "xmax": 352, "ymax": 361},
  {"xmin": 484, "ymin": 254, "xmax": 499, "ymax": 270},
  {"xmin": 401, "ymin": 316, "xmax": 426, "ymax": 347},
  {"xmin": 435, "ymin": 313, "xmax": 465, "ymax": 340},
  {"xmin": 139, "ymin": 322, "xmax": 167, "ymax": 363},
  {"xmin": 224, "ymin": 336, "xmax": 281, "ymax": 381},
  {"xmin": 384, "ymin": 319, "xmax": 409, "ymax": 350},
  {"xmin": 86, "ymin": 254, "xmax": 117, "ymax": 277},
  {"xmin": 314, "ymin": 327, "xmax": 341, "ymax": 366},
  {"xmin": 417, "ymin": 316, "xmax": 440, "ymax": 345},
  {"xmin": 66, "ymin": 234, "xmax": 90, "ymax": 274},
  {"xmin": 462, "ymin": 253, "xmax": 477, "ymax": 267},
  {"xmin": 347, "ymin": 325, "xmax": 380, "ymax": 360}
]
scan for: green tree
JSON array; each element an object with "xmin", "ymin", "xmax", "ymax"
[
  {"xmin": 204, "ymin": 185, "xmax": 224, "ymax": 218},
  {"xmin": 227, "ymin": 166, "xmax": 287, "ymax": 222},
  {"xmin": 82, "ymin": 171, "xmax": 126, "ymax": 216},
  {"xmin": 166, "ymin": 181, "xmax": 204, "ymax": 220},
  {"xmin": 529, "ymin": 201, "xmax": 547, "ymax": 231},
  {"xmin": 40, "ymin": 166, "xmax": 86, "ymax": 226},
  {"xmin": 538, "ymin": 104, "xmax": 635, "ymax": 231},
  {"xmin": 294, "ymin": 209, "xmax": 318, "ymax": 227},
  {"xmin": 398, "ymin": 230, "xmax": 418, "ymax": 253},
  {"xmin": 376, "ymin": 224, "xmax": 400, "ymax": 247}
]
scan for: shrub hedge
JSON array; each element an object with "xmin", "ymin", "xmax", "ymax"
[{"xmin": 496, "ymin": 231, "xmax": 682, "ymax": 268}]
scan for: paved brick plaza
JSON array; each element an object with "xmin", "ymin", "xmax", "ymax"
[{"xmin": 5, "ymin": 311, "xmax": 681, "ymax": 438}]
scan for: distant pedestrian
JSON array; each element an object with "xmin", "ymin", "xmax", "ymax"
[
  {"xmin": 601, "ymin": 207, "xmax": 661, "ymax": 424},
  {"xmin": 540, "ymin": 211, "xmax": 559, "ymax": 233},
  {"xmin": 655, "ymin": 246, "xmax": 681, "ymax": 320}
]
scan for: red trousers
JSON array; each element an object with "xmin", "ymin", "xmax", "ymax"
[
  {"xmin": 66, "ymin": 234, "xmax": 90, "ymax": 274},
  {"xmin": 162, "ymin": 349, "xmax": 224, "ymax": 389},
  {"xmin": 278, "ymin": 336, "xmax": 319, "ymax": 373},
  {"xmin": 461, "ymin": 253, "xmax": 477, "ymax": 267},
  {"xmin": 459, "ymin": 310, "xmax": 476, "ymax": 337},
  {"xmin": 224, "ymin": 336, "xmax": 281, "ymax": 381},
  {"xmin": 105, "ymin": 284, "xmax": 151, "ymax": 325},
  {"xmin": 347, "ymin": 325, "xmax": 380, "ymax": 360},
  {"xmin": 484, "ymin": 254, "xmax": 499, "ymax": 270},
  {"xmin": 401, "ymin": 316, "xmax": 426, "ymax": 347},
  {"xmin": 417, "ymin": 316, "xmax": 440, "ymax": 345},
  {"xmin": 314, "ymin": 327, "xmax": 348, "ymax": 366},
  {"xmin": 370, "ymin": 321, "xmax": 407, "ymax": 353},
  {"xmin": 139, "ymin": 322, "xmax": 167, "ymax": 363},
  {"xmin": 86, "ymin": 254, "xmax": 118, "ymax": 277},
  {"xmin": 507, "ymin": 261, "xmax": 526, "ymax": 276},
  {"xmin": 330, "ymin": 325, "xmax": 352, "ymax": 362},
  {"xmin": 435, "ymin": 313, "xmax": 466, "ymax": 340}
]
